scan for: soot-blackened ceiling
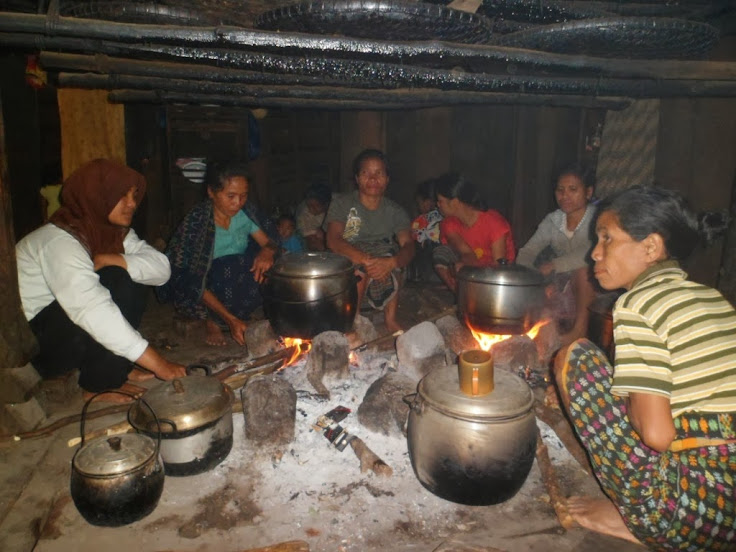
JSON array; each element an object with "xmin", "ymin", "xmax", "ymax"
[{"xmin": 1, "ymin": 0, "xmax": 735, "ymax": 110}]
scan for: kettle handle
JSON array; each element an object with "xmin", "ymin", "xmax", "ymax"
[
  {"xmin": 402, "ymin": 393, "xmax": 420, "ymax": 413},
  {"xmin": 79, "ymin": 392, "xmax": 162, "ymax": 459}
]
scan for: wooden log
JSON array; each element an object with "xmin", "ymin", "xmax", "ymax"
[
  {"xmin": 535, "ymin": 427, "xmax": 575, "ymax": 530},
  {"xmin": 349, "ymin": 436, "xmax": 392, "ymax": 477},
  {"xmin": 7, "ymin": 403, "xmax": 129, "ymax": 442},
  {"xmin": 67, "ymin": 419, "xmax": 131, "ymax": 448},
  {"xmin": 534, "ymin": 400, "xmax": 592, "ymax": 475}
]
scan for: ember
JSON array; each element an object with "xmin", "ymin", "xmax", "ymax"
[
  {"xmin": 281, "ymin": 337, "xmax": 312, "ymax": 365},
  {"xmin": 467, "ymin": 319, "xmax": 548, "ymax": 351}
]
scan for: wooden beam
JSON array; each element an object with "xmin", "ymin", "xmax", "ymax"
[
  {"xmin": 106, "ymin": 88, "xmax": 632, "ymax": 110},
  {"xmin": 58, "ymin": 73, "xmax": 631, "ymax": 109}
]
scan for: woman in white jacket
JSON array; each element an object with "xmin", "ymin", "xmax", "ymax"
[
  {"xmin": 16, "ymin": 159, "xmax": 186, "ymax": 402},
  {"xmin": 516, "ymin": 164, "xmax": 597, "ymax": 347}
]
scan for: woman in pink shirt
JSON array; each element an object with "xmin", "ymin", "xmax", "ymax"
[{"xmin": 432, "ymin": 173, "xmax": 515, "ymax": 293}]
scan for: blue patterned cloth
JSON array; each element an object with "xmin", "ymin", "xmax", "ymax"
[{"xmin": 158, "ymin": 200, "xmax": 279, "ymax": 320}]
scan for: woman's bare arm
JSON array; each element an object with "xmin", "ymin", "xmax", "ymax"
[{"xmin": 627, "ymin": 392, "xmax": 676, "ymax": 452}]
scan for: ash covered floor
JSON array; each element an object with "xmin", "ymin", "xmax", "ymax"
[{"xmin": 0, "ymin": 282, "xmax": 645, "ymax": 552}]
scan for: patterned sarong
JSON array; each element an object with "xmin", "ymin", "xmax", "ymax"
[
  {"xmin": 352, "ymin": 239, "xmax": 400, "ymax": 310},
  {"xmin": 560, "ymin": 339, "xmax": 736, "ymax": 551}
]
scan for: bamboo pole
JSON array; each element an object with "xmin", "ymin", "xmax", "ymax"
[
  {"xmin": 57, "ymin": 73, "xmax": 632, "ymax": 110},
  {"xmin": 4, "ymin": 12, "xmax": 736, "ymax": 80}
]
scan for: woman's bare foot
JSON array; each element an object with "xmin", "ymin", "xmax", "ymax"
[
  {"xmin": 128, "ymin": 367, "xmax": 155, "ymax": 382},
  {"xmin": 205, "ymin": 319, "xmax": 228, "ymax": 346},
  {"xmin": 567, "ymin": 496, "xmax": 641, "ymax": 544},
  {"xmin": 82, "ymin": 382, "xmax": 147, "ymax": 404}
]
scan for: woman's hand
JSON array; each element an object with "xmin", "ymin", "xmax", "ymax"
[
  {"xmin": 538, "ymin": 262, "xmax": 556, "ymax": 276},
  {"xmin": 251, "ymin": 248, "xmax": 275, "ymax": 283},
  {"xmin": 93, "ymin": 253, "xmax": 127, "ymax": 271},
  {"xmin": 135, "ymin": 346, "xmax": 187, "ymax": 380},
  {"xmin": 226, "ymin": 316, "xmax": 248, "ymax": 346}
]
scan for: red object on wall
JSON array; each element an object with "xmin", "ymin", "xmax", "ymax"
[{"xmin": 25, "ymin": 55, "xmax": 47, "ymax": 89}]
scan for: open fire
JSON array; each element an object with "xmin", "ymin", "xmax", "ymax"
[
  {"xmin": 281, "ymin": 337, "xmax": 312, "ymax": 365},
  {"xmin": 466, "ymin": 319, "xmax": 548, "ymax": 351}
]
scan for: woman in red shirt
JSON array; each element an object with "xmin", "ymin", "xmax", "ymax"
[{"xmin": 432, "ymin": 173, "xmax": 515, "ymax": 293}]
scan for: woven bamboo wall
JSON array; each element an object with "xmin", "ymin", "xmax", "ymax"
[{"xmin": 57, "ymin": 88, "xmax": 126, "ymax": 178}]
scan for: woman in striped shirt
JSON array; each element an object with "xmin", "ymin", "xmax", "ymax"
[{"xmin": 553, "ymin": 186, "xmax": 735, "ymax": 551}]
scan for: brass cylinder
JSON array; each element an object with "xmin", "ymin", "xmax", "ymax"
[{"xmin": 458, "ymin": 349, "xmax": 494, "ymax": 396}]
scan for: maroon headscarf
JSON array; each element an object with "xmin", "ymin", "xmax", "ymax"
[{"xmin": 50, "ymin": 159, "xmax": 146, "ymax": 257}]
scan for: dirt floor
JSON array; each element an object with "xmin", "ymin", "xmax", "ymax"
[{"xmin": 0, "ymin": 282, "xmax": 646, "ymax": 552}]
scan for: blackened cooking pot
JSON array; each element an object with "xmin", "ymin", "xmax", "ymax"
[
  {"xmin": 71, "ymin": 392, "xmax": 164, "ymax": 526},
  {"xmin": 405, "ymin": 361, "xmax": 536, "ymax": 506},
  {"xmin": 262, "ymin": 251, "xmax": 358, "ymax": 339},
  {"xmin": 128, "ymin": 370, "xmax": 234, "ymax": 476},
  {"xmin": 457, "ymin": 263, "xmax": 545, "ymax": 334}
]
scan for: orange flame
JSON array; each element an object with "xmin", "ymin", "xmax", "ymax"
[
  {"xmin": 281, "ymin": 337, "xmax": 312, "ymax": 366},
  {"xmin": 348, "ymin": 351, "xmax": 358, "ymax": 365},
  {"xmin": 467, "ymin": 320, "xmax": 549, "ymax": 352}
]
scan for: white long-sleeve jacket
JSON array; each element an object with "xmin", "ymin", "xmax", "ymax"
[{"xmin": 16, "ymin": 224, "xmax": 170, "ymax": 362}]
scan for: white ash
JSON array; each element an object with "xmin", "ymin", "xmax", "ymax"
[{"xmin": 192, "ymin": 351, "xmax": 578, "ymax": 548}]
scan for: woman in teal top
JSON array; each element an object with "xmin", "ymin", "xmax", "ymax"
[{"xmin": 161, "ymin": 162, "xmax": 279, "ymax": 346}]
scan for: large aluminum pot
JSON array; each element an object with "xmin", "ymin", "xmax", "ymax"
[
  {"xmin": 405, "ymin": 362, "xmax": 536, "ymax": 506},
  {"xmin": 457, "ymin": 263, "xmax": 545, "ymax": 334},
  {"xmin": 71, "ymin": 393, "xmax": 164, "ymax": 526},
  {"xmin": 262, "ymin": 251, "xmax": 358, "ymax": 338},
  {"xmin": 128, "ymin": 369, "xmax": 234, "ymax": 476}
]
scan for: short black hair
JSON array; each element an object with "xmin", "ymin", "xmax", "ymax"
[
  {"xmin": 352, "ymin": 149, "xmax": 389, "ymax": 179},
  {"xmin": 555, "ymin": 162, "xmax": 594, "ymax": 190},
  {"xmin": 277, "ymin": 213, "xmax": 296, "ymax": 225},
  {"xmin": 596, "ymin": 186, "xmax": 699, "ymax": 261},
  {"xmin": 415, "ymin": 178, "xmax": 438, "ymax": 202},
  {"xmin": 205, "ymin": 161, "xmax": 250, "ymax": 192},
  {"xmin": 305, "ymin": 182, "xmax": 332, "ymax": 206}
]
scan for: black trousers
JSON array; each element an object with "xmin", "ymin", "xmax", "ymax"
[{"xmin": 28, "ymin": 266, "xmax": 147, "ymax": 392}]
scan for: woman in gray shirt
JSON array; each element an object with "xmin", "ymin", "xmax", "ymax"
[{"xmin": 517, "ymin": 164, "xmax": 597, "ymax": 347}]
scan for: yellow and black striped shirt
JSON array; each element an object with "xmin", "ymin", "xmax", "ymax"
[{"xmin": 611, "ymin": 260, "xmax": 736, "ymax": 417}]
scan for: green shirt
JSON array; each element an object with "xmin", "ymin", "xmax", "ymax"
[
  {"xmin": 611, "ymin": 260, "xmax": 736, "ymax": 417},
  {"xmin": 213, "ymin": 210, "xmax": 260, "ymax": 259}
]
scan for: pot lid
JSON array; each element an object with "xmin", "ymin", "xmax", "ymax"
[
  {"xmin": 457, "ymin": 264, "xmax": 544, "ymax": 286},
  {"xmin": 270, "ymin": 251, "xmax": 353, "ymax": 278},
  {"xmin": 129, "ymin": 376, "xmax": 233, "ymax": 433},
  {"xmin": 73, "ymin": 433, "xmax": 157, "ymax": 476},
  {"xmin": 418, "ymin": 364, "xmax": 534, "ymax": 420}
]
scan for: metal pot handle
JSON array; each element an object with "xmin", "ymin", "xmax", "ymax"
[
  {"xmin": 402, "ymin": 393, "xmax": 419, "ymax": 412},
  {"xmin": 148, "ymin": 418, "xmax": 178, "ymax": 433},
  {"xmin": 79, "ymin": 392, "xmax": 162, "ymax": 460}
]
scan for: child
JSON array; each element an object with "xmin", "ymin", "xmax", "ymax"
[
  {"xmin": 409, "ymin": 178, "xmax": 443, "ymax": 282},
  {"xmin": 277, "ymin": 214, "xmax": 304, "ymax": 254}
]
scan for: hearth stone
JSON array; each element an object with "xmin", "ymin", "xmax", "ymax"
[
  {"xmin": 348, "ymin": 313, "xmax": 378, "ymax": 350},
  {"xmin": 245, "ymin": 320, "xmax": 280, "ymax": 357},
  {"xmin": 357, "ymin": 372, "xmax": 416, "ymax": 437},
  {"xmin": 306, "ymin": 331, "xmax": 350, "ymax": 398},
  {"xmin": 491, "ymin": 335, "xmax": 544, "ymax": 378},
  {"xmin": 241, "ymin": 374, "xmax": 296, "ymax": 445},
  {"xmin": 396, "ymin": 321, "xmax": 447, "ymax": 381},
  {"xmin": 534, "ymin": 315, "xmax": 563, "ymax": 365},
  {"xmin": 434, "ymin": 314, "xmax": 477, "ymax": 358}
]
